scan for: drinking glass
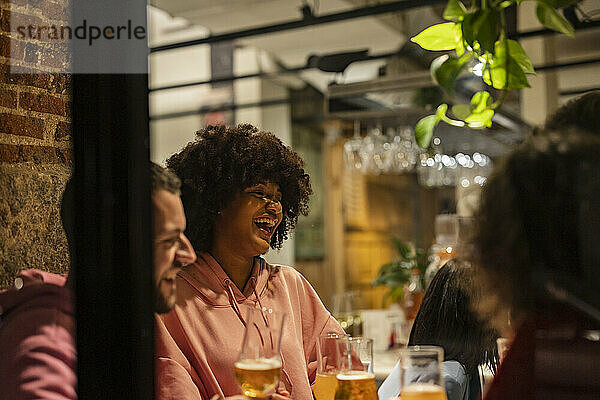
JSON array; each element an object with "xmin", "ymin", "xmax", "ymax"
[
  {"xmin": 314, "ymin": 333, "xmax": 348, "ymax": 400},
  {"xmin": 398, "ymin": 346, "xmax": 447, "ymax": 400},
  {"xmin": 334, "ymin": 337, "xmax": 377, "ymax": 400},
  {"xmin": 234, "ymin": 307, "xmax": 286, "ymax": 398},
  {"xmin": 332, "ymin": 292, "xmax": 362, "ymax": 336}
]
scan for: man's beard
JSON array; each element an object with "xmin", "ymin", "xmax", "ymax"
[
  {"xmin": 154, "ymin": 261, "xmax": 183, "ymax": 314},
  {"xmin": 155, "ymin": 286, "xmax": 176, "ymax": 314}
]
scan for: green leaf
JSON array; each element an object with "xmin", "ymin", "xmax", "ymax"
[
  {"xmin": 471, "ymin": 91, "xmax": 492, "ymax": 113},
  {"xmin": 411, "ymin": 22, "xmax": 460, "ymax": 51},
  {"xmin": 443, "ymin": 0, "xmax": 467, "ymax": 21},
  {"xmin": 461, "ymin": 10, "xmax": 499, "ymax": 53},
  {"xmin": 498, "ymin": 1, "xmax": 515, "ymax": 9},
  {"xmin": 538, "ymin": 0, "xmax": 578, "ymax": 8},
  {"xmin": 473, "ymin": 9, "xmax": 499, "ymax": 53},
  {"xmin": 536, "ymin": 2, "xmax": 575, "ymax": 37},
  {"xmin": 452, "ymin": 104, "xmax": 471, "ymax": 120},
  {"xmin": 392, "ymin": 238, "xmax": 412, "ymax": 260},
  {"xmin": 461, "ymin": 12, "xmax": 476, "ymax": 48},
  {"xmin": 489, "ymin": 40, "xmax": 531, "ymax": 89},
  {"xmin": 465, "ymin": 109, "xmax": 494, "ymax": 128},
  {"xmin": 435, "ymin": 104, "xmax": 448, "ymax": 122},
  {"xmin": 431, "ymin": 54, "xmax": 469, "ymax": 94},
  {"xmin": 415, "ymin": 115, "xmax": 438, "ymax": 148},
  {"xmin": 504, "ymin": 39, "xmax": 535, "ymax": 74}
]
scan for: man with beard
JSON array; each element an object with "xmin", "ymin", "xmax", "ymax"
[{"xmin": 0, "ymin": 163, "xmax": 196, "ymax": 399}]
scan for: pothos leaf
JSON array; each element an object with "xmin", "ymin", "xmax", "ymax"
[
  {"xmin": 411, "ymin": 22, "xmax": 460, "ymax": 51},
  {"xmin": 465, "ymin": 109, "xmax": 495, "ymax": 128},
  {"xmin": 430, "ymin": 54, "xmax": 469, "ymax": 94},
  {"xmin": 487, "ymin": 40, "xmax": 531, "ymax": 89},
  {"xmin": 415, "ymin": 115, "xmax": 438, "ymax": 149},
  {"xmin": 461, "ymin": 10, "xmax": 499, "ymax": 53},
  {"xmin": 503, "ymin": 39, "xmax": 535, "ymax": 74},
  {"xmin": 473, "ymin": 9, "xmax": 500, "ymax": 54},
  {"xmin": 536, "ymin": 2, "xmax": 575, "ymax": 37},
  {"xmin": 443, "ymin": 0, "xmax": 467, "ymax": 21},
  {"xmin": 470, "ymin": 91, "xmax": 492, "ymax": 113},
  {"xmin": 435, "ymin": 104, "xmax": 448, "ymax": 122},
  {"xmin": 537, "ymin": 0, "xmax": 579, "ymax": 8},
  {"xmin": 452, "ymin": 104, "xmax": 471, "ymax": 120}
]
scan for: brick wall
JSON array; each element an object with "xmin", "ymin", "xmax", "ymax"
[{"xmin": 0, "ymin": 0, "xmax": 72, "ymax": 288}]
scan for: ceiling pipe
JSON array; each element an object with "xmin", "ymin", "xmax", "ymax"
[
  {"xmin": 149, "ymin": 0, "xmax": 446, "ymax": 53},
  {"xmin": 150, "ymin": 56, "xmax": 600, "ymax": 121}
]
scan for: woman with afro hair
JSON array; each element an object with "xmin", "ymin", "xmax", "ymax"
[{"xmin": 155, "ymin": 124, "xmax": 345, "ymax": 400}]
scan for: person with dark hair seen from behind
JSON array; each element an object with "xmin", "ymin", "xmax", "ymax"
[
  {"xmin": 542, "ymin": 90, "xmax": 600, "ymax": 135},
  {"xmin": 155, "ymin": 124, "xmax": 345, "ymax": 400},
  {"xmin": 378, "ymin": 259, "xmax": 499, "ymax": 400},
  {"xmin": 0, "ymin": 162, "xmax": 196, "ymax": 399},
  {"xmin": 476, "ymin": 130, "xmax": 600, "ymax": 399}
]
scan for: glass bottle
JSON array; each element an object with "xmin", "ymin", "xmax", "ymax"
[{"xmin": 402, "ymin": 269, "xmax": 424, "ymax": 322}]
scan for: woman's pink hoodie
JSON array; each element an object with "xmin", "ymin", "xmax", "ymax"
[{"xmin": 155, "ymin": 252, "xmax": 344, "ymax": 400}]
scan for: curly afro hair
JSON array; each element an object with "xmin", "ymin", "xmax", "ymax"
[{"xmin": 166, "ymin": 124, "xmax": 312, "ymax": 253}]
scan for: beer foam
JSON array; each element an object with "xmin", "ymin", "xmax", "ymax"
[
  {"xmin": 402, "ymin": 383, "xmax": 444, "ymax": 393},
  {"xmin": 235, "ymin": 358, "xmax": 281, "ymax": 370},
  {"xmin": 336, "ymin": 372, "xmax": 375, "ymax": 380}
]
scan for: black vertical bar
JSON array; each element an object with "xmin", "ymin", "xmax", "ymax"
[{"xmin": 71, "ymin": 1, "xmax": 152, "ymax": 399}]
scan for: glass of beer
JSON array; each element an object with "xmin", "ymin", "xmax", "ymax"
[
  {"xmin": 398, "ymin": 346, "xmax": 447, "ymax": 400},
  {"xmin": 334, "ymin": 337, "xmax": 377, "ymax": 400},
  {"xmin": 234, "ymin": 307, "xmax": 286, "ymax": 398},
  {"xmin": 314, "ymin": 333, "xmax": 348, "ymax": 400}
]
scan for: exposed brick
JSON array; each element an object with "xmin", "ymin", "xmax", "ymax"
[
  {"xmin": 0, "ymin": 87, "xmax": 17, "ymax": 108},
  {"xmin": 2, "ymin": 69, "xmax": 71, "ymax": 94},
  {"xmin": 0, "ymin": 143, "xmax": 20, "ymax": 162},
  {"xmin": 20, "ymin": 144, "xmax": 63, "ymax": 163},
  {"xmin": 19, "ymin": 91, "xmax": 65, "ymax": 116},
  {"xmin": 24, "ymin": 42, "xmax": 40, "ymax": 64},
  {"xmin": 39, "ymin": 43, "xmax": 68, "ymax": 69},
  {"xmin": 0, "ymin": 112, "xmax": 45, "ymax": 138},
  {"xmin": 39, "ymin": 2, "xmax": 69, "ymax": 22},
  {"xmin": 64, "ymin": 98, "xmax": 71, "ymax": 118},
  {"xmin": 53, "ymin": 120, "xmax": 70, "ymax": 140},
  {"xmin": 0, "ymin": 34, "xmax": 25, "ymax": 60},
  {"xmin": 2, "ymin": 11, "xmax": 43, "ymax": 36}
]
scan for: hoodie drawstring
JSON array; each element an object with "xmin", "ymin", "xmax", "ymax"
[{"xmin": 224, "ymin": 279, "xmax": 246, "ymax": 327}]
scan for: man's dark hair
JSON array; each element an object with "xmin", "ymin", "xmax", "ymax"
[
  {"xmin": 543, "ymin": 90, "xmax": 600, "ymax": 134},
  {"xmin": 166, "ymin": 124, "xmax": 312, "ymax": 252},
  {"xmin": 408, "ymin": 259, "xmax": 499, "ymax": 374},
  {"xmin": 151, "ymin": 162, "xmax": 181, "ymax": 195},
  {"xmin": 475, "ymin": 130, "xmax": 600, "ymax": 330}
]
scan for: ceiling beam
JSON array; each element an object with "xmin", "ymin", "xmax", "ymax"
[{"xmin": 149, "ymin": 0, "xmax": 446, "ymax": 53}]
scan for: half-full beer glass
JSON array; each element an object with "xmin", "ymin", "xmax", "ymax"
[
  {"xmin": 399, "ymin": 346, "xmax": 448, "ymax": 400},
  {"xmin": 235, "ymin": 307, "xmax": 285, "ymax": 398},
  {"xmin": 334, "ymin": 337, "xmax": 377, "ymax": 400},
  {"xmin": 314, "ymin": 333, "xmax": 348, "ymax": 400}
]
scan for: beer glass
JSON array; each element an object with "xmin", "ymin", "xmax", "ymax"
[
  {"xmin": 314, "ymin": 333, "xmax": 348, "ymax": 400},
  {"xmin": 398, "ymin": 346, "xmax": 447, "ymax": 400},
  {"xmin": 335, "ymin": 337, "xmax": 377, "ymax": 400},
  {"xmin": 234, "ymin": 307, "xmax": 286, "ymax": 398}
]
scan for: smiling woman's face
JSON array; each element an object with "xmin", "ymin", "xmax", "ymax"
[{"xmin": 212, "ymin": 182, "xmax": 283, "ymax": 257}]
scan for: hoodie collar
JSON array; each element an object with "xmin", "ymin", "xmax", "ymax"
[
  {"xmin": 0, "ymin": 269, "xmax": 73, "ymax": 320},
  {"xmin": 179, "ymin": 252, "xmax": 270, "ymax": 307}
]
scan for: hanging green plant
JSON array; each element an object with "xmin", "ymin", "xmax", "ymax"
[{"xmin": 411, "ymin": 0, "xmax": 578, "ymax": 148}]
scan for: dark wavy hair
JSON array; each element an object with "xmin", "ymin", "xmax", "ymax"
[
  {"xmin": 166, "ymin": 124, "xmax": 312, "ymax": 253},
  {"xmin": 543, "ymin": 90, "xmax": 600, "ymax": 134},
  {"xmin": 408, "ymin": 259, "xmax": 499, "ymax": 374},
  {"xmin": 474, "ymin": 130, "xmax": 600, "ymax": 332}
]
